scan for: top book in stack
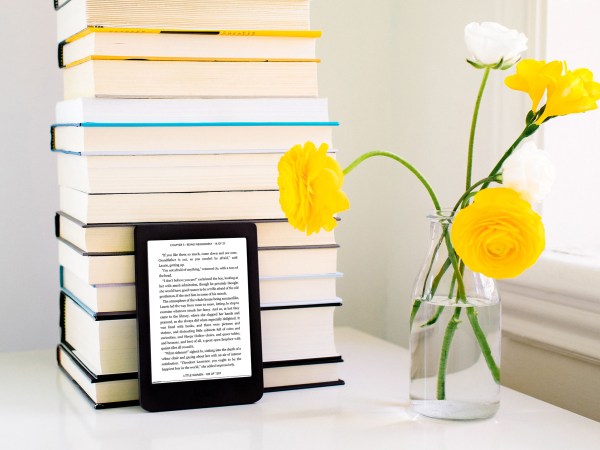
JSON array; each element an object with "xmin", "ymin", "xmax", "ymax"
[{"xmin": 55, "ymin": 0, "xmax": 312, "ymax": 42}]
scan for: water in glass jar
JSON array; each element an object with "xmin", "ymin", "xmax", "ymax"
[{"xmin": 409, "ymin": 296, "xmax": 501, "ymax": 420}]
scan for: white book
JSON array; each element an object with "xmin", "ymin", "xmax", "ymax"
[
  {"xmin": 56, "ymin": 98, "xmax": 330, "ymax": 124},
  {"xmin": 51, "ymin": 122, "xmax": 336, "ymax": 155},
  {"xmin": 59, "ymin": 186, "xmax": 284, "ymax": 224},
  {"xmin": 63, "ymin": 60, "xmax": 318, "ymax": 99},
  {"xmin": 56, "ymin": 152, "xmax": 282, "ymax": 193}
]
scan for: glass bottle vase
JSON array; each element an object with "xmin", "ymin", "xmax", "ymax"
[{"xmin": 409, "ymin": 210, "xmax": 501, "ymax": 420}]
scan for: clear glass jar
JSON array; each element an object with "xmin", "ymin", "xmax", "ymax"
[{"xmin": 409, "ymin": 210, "xmax": 501, "ymax": 420}]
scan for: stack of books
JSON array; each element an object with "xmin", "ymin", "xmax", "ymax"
[{"xmin": 52, "ymin": 0, "xmax": 344, "ymax": 408}]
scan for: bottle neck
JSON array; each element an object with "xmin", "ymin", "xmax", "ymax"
[{"xmin": 427, "ymin": 210, "xmax": 455, "ymax": 245}]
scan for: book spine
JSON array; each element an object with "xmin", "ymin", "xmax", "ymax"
[
  {"xmin": 58, "ymin": 41, "xmax": 66, "ymax": 68},
  {"xmin": 263, "ymin": 379, "xmax": 345, "ymax": 393},
  {"xmin": 54, "ymin": 0, "xmax": 73, "ymax": 11},
  {"xmin": 262, "ymin": 355, "xmax": 343, "ymax": 368},
  {"xmin": 59, "ymin": 292, "xmax": 66, "ymax": 343},
  {"xmin": 54, "ymin": 213, "xmax": 61, "ymax": 238},
  {"xmin": 66, "ymin": 27, "xmax": 321, "ymax": 39},
  {"xmin": 260, "ymin": 302, "xmax": 342, "ymax": 311},
  {"xmin": 50, "ymin": 125, "xmax": 57, "ymax": 150},
  {"xmin": 64, "ymin": 121, "xmax": 338, "ymax": 128}
]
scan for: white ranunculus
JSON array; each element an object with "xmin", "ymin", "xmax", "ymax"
[
  {"xmin": 464, "ymin": 22, "xmax": 528, "ymax": 69},
  {"xmin": 502, "ymin": 141, "xmax": 556, "ymax": 204}
]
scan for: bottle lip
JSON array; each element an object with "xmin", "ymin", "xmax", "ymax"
[{"xmin": 426, "ymin": 209, "xmax": 456, "ymax": 220}]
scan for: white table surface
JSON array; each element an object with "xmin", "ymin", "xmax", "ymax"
[{"xmin": 2, "ymin": 327, "xmax": 599, "ymax": 449}]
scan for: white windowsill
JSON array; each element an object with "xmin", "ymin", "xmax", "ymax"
[{"xmin": 500, "ymin": 251, "xmax": 600, "ymax": 363}]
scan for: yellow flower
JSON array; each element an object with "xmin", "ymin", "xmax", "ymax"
[
  {"xmin": 504, "ymin": 59, "xmax": 562, "ymax": 112},
  {"xmin": 451, "ymin": 188, "xmax": 545, "ymax": 279},
  {"xmin": 537, "ymin": 67, "xmax": 600, "ymax": 123},
  {"xmin": 277, "ymin": 142, "xmax": 350, "ymax": 235},
  {"xmin": 505, "ymin": 59, "xmax": 600, "ymax": 123}
]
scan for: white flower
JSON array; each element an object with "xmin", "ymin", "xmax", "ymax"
[
  {"xmin": 501, "ymin": 141, "xmax": 556, "ymax": 203},
  {"xmin": 464, "ymin": 22, "xmax": 528, "ymax": 69}
]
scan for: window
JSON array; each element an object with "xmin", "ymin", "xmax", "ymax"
[{"xmin": 540, "ymin": 0, "xmax": 600, "ymax": 260}]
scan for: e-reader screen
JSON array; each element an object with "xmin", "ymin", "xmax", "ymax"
[
  {"xmin": 135, "ymin": 222, "xmax": 263, "ymax": 412},
  {"xmin": 147, "ymin": 237, "xmax": 252, "ymax": 384}
]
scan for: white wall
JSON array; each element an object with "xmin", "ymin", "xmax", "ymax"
[
  {"xmin": 0, "ymin": 2, "xmax": 62, "ymax": 351},
  {"xmin": 0, "ymin": 0, "xmax": 528, "ymax": 351}
]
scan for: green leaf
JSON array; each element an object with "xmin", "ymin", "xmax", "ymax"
[
  {"xmin": 524, "ymin": 123, "xmax": 540, "ymax": 137},
  {"xmin": 466, "ymin": 59, "xmax": 485, "ymax": 69},
  {"xmin": 492, "ymin": 58, "xmax": 505, "ymax": 70},
  {"xmin": 526, "ymin": 110, "xmax": 535, "ymax": 125}
]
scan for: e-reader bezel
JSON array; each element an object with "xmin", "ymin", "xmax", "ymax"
[{"xmin": 134, "ymin": 222, "xmax": 263, "ymax": 412}]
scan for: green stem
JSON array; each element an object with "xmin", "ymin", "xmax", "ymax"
[
  {"xmin": 437, "ymin": 307, "xmax": 462, "ymax": 400},
  {"xmin": 430, "ymin": 256, "xmax": 452, "ymax": 299},
  {"xmin": 454, "ymin": 175, "xmax": 501, "ymax": 211},
  {"xmin": 420, "ymin": 225, "xmax": 450, "ymax": 299},
  {"xmin": 482, "ymin": 123, "xmax": 539, "ymax": 189},
  {"xmin": 448, "ymin": 272, "xmax": 457, "ymax": 300},
  {"xmin": 343, "ymin": 151, "xmax": 441, "ymax": 211},
  {"xmin": 443, "ymin": 235, "xmax": 465, "ymax": 301},
  {"xmin": 346, "ymin": 152, "xmax": 439, "ymax": 329},
  {"xmin": 420, "ymin": 259, "xmax": 454, "ymax": 328},
  {"xmin": 466, "ymin": 307, "xmax": 501, "ymax": 383},
  {"xmin": 413, "ymin": 223, "xmax": 452, "ymax": 329},
  {"xmin": 409, "ymin": 300, "xmax": 421, "ymax": 328},
  {"xmin": 423, "ymin": 305, "xmax": 444, "ymax": 327},
  {"xmin": 466, "ymin": 67, "xmax": 491, "ymax": 190},
  {"xmin": 436, "ymin": 232, "xmax": 467, "ymax": 400}
]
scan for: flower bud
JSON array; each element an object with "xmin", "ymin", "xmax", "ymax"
[{"xmin": 501, "ymin": 141, "xmax": 555, "ymax": 204}]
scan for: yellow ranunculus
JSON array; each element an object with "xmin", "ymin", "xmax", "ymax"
[
  {"xmin": 537, "ymin": 67, "xmax": 600, "ymax": 123},
  {"xmin": 277, "ymin": 141, "xmax": 350, "ymax": 235},
  {"xmin": 451, "ymin": 188, "xmax": 544, "ymax": 279},
  {"xmin": 504, "ymin": 59, "xmax": 562, "ymax": 112}
]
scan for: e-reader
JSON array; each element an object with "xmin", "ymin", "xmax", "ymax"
[{"xmin": 134, "ymin": 222, "xmax": 263, "ymax": 412}]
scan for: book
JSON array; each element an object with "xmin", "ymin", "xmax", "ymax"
[
  {"xmin": 56, "ymin": 152, "xmax": 281, "ymax": 193},
  {"xmin": 58, "ymin": 239, "xmax": 339, "ymax": 284},
  {"xmin": 59, "ymin": 186, "xmax": 284, "ymax": 224},
  {"xmin": 60, "ymin": 267, "xmax": 137, "ymax": 313},
  {"xmin": 55, "ymin": 97, "xmax": 330, "ymax": 124},
  {"xmin": 63, "ymin": 60, "xmax": 318, "ymax": 99},
  {"xmin": 55, "ymin": 151, "xmax": 339, "ymax": 193},
  {"xmin": 57, "ymin": 343, "xmax": 344, "ymax": 409},
  {"xmin": 59, "ymin": 28, "xmax": 320, "ymax": 68},
  {"xmin": 56, "ymin": 213, "xmax": 337, "ymax": 254},
  {"xmin": 57, "ymin": 343, "xmax": 138, "ymax": 408},
  {"xmin": 61, "ymin": 292, "xmax": 342, "ymax": 375},
  {"xmin": 55, "ymin": 0, "xmax": 312, "ymax": 43},
  {"xmin": 51, "ymin": 122, "xmax": 337, "ymax": 155},
  {"xmin": 60, "ymin": 265, "xmax": 343, "ymax": 313}
]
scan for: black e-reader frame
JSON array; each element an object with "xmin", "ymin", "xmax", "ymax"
[{"xmin": 134, "ymin": 222, "xmax": 263, "ymax": 412}]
